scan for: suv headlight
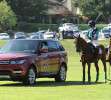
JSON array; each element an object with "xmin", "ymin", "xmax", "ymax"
[{"xmin": 10, "ymin": 59, "xmax": 26, "ymax": 64}]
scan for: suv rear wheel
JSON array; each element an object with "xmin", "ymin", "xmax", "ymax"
[
  {"xmin": 23, "ymin": 67, "xmax": 36, "ymax": 85},
  {"xmin": 55, "ymin": 65, "xmax": 66, "ymax": 82}
]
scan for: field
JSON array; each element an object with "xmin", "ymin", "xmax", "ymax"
[{"xmin": 0, "ymin": 39, "xmax": 111, "ymax": 100}]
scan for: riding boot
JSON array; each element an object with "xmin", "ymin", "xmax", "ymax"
[{"xmin": 88, "ymin": 42, "xmax": 95, "ymax": 54}]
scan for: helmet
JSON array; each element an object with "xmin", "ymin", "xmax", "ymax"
[{"xmin": 88, "ymin": 20, "xmax": 95, "ymax": 27}]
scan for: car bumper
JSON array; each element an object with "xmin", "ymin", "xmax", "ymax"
[
  {"xmin": 0, "ymin": 64, "xmax": 28, "ymax": 77},
  {"xmin": 63, "ymin": 31, "xmax": 74, "ymax": 39},
  {"xmin": 104, "ymin": 34, "xmax": 110, "ymax": 38}
]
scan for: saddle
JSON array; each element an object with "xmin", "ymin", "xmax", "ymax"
[{"xmin": 87, "ymin": 43, "xmax": 97, "ymax": 55}]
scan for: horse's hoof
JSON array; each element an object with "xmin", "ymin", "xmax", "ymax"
[
  {"xmin": 88, "ymin": 81, "xmax": 91, "ymax": 84},
  {"xmin": 95, "ymin": 80, "xmax": 98, "ymax": 83},
  {"xmin": 88, "ymin": 82, "xmax": 91, "ymax": 85},
  {"xmin": 105, "ymin": 80, "xmax": 107, "ymax": 83},
  {"xmin": 105, "ymin": 78, "xmax": 108, "ymax": 83},
  {"xmin": 82, "ymin": 81, "xmax": 85, "ymax": 84}
]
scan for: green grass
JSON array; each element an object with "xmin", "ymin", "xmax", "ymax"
[
  {"xmin": 0, "ymin": 40, "xmax": 7, "ymax": 47},
  {"xmin": 0, "ymin": 39, "xmax": 111, "ymax": 100}
]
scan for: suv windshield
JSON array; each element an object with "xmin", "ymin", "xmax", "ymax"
[{"xmin": 0, "ymin": 40, "xmax": 38, "ymax": 53}]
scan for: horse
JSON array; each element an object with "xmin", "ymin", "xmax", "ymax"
[{"xmin": 74, "ymin": 35, "xmax": 107, "ymax": 84}]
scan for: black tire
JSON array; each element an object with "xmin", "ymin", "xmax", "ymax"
[
  {"xmin": 23, "ymin": 67, "xmax": 36, "ymax": 85},
  {"xmin": 55, "ymin": 65, "xmax": 67, "ymax": 82},
  {"xmin": 10, "ymin": 76, "xmax": 19, "ymax": 81}
]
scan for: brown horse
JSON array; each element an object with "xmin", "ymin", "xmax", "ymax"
[{"xmin": 74, "ymin": 35, "xmax": 107, "ymax": 84}]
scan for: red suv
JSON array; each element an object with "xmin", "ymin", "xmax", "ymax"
[{"xmin": 0, "ymin": 39, "xmax": 68, "ymax": 85}]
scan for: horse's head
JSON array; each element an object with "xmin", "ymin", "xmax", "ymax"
[
  {"xmin": 73, "ymin": 34, "xmax": 87, "ymax": 52},
  {"xmin": 74, "ymin": 35, "xmax": 81, "ymax": 52}
]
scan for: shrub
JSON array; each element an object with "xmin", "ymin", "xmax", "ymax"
[{"xmin": 0, "ymin": 0, "xmax": 17, "ymax": 32}]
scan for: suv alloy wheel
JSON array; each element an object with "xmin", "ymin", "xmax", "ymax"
[
  {"xmin": 55, "ymin": 65, "xmax": 66, "ymax": 82},
  {"xmin": 23, "ymin": 67, "xmax": 36, "ymax": 85}
]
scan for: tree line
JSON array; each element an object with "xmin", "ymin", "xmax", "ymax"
[
  {"xmin": 0, "ymin": 0, "xmax": 48, "ymax": 32},
  {"xmin": 0, "ymin": 0, "xmax": 111, "ymax": 32},
  {"xmin": 73, "ymin": 0, "xmax": 111, "ymax": 23}
]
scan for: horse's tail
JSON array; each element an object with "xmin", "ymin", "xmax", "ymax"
[
  {"xmin": 99, "ymin": 44, "xmax": 105, "ymax": 49},
  {"xmin": 108, "ymin": 55, "xmax": 111, "ymax": 65},
  {"xmin": 106, "ymin": 46, "xmax": 111, "ymax": 65},
  {"xmin": 98, "ymin": 44, "xmax": 106, "ymax": 54},
  {"xmin": 100, "ymin": 44, "xmax": 111, "ymax": 65}
]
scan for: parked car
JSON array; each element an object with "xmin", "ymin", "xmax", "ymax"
[
  {"xmin": 29, "ymin": 35, "xmax": 41, "ymax": 39},
  {"xmin": 99, "ymin": 27, "xmax": 111, "ymax": 38},
  {"xmin": 58, "ymin": 23, "xmax": 78, "ymax": 32},
  {"xmin": 14, "ymin": 32, "xmax": 26, "ymax": 39},
  {"xmin": 63, "ymin": 30, "xmax": 79, "ymax": 39},
  {"xmin": 0, "ymin": 33, "xmax": 10, "ymax": 40},
  {"xmin": 79, "ymin": 30, "xmax": 88, "ymax": 39},
  {"xmin": 0, "ymin": 39, "xmax": 68, "ymax": 85},
  {"xmin": 30, "ymin": 32, "xmax": 44, "ymax": 39},
  {"xmin": 44, "ymin": 31, "xmax": 56, "ymax": 39},
  {"xmin": 107, "ymin": 23, "xmax": 111, "ymax": 28},
  {"xmin": 58, "ymin": 23, "xmax": 79, "ymax": 39}
]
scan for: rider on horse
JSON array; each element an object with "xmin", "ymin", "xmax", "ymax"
[{"xmin": 86, "ymin": 20, "xmax": 99, "ymax": 54}]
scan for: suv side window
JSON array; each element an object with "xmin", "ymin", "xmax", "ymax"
[
  {"xmin": 38, "ymin": 41, "xmax": 48, "ymax": 53},
  {"xmin": 47, "ymin": 41, "xmax": 58, "ymax": 52},
  {"xmin": 56, "ymin": 41, "xmax": 65, "ymax": 51},
  {"xmin": 41, "ymin": 42, "xmax": 48, "ymax": 49}
]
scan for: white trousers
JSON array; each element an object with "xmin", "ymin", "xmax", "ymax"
[{"xmin": 87, "ymin": 39, "xmax": 99, "ymax": 47}]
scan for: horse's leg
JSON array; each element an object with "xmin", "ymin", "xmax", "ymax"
[
  {"xmin": 94, "ymin": 61, "xmax": 99, "ymax": 82},
  {"xmin": 87, "ymin": 63, "xmax": 91, "ymax": 84},
  {"xmin": 82, "ymin": 62, "xmax": 86, "ymax": 84},
  {"xmin": 101, "ymin": 58, "xmax": 107, "ymax": 83}
]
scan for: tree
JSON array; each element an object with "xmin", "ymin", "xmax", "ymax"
[
  {"xmin": 0, "ymin": 0, "xmax": 17, "ymax": 32},
  {"xmin": 57, "ymin": 0, "xmax": 65, "ymax": 2},
  {"xmin": 6, "ymin": 0, "xmax": 48, "ymax": 21},
  {"xmin": 73, "ymin": 0, "xmax": 111, "ymax": 22}
]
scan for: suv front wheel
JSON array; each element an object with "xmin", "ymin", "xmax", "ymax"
[
  {"xmin": 55, "ymin": 65, "xmax": 66, "ymax": 82},
  {"xmin": 23, "ymin": 67, "xmax": 36, "ymax": 85}
]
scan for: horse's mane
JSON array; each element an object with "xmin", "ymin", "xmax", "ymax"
[
  {"xmin": 75, "ymin": 36, "xmax": 88, "ymax": 52},
  {"xmin": 78, "ymin": 36, "xmax": 87, "ymax": 45}
]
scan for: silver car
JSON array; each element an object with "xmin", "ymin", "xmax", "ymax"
[
  {"xmin": 0, "ymin": 33, "xmax": 10, "ymax": 40},
  {"xmin": 14, "ymin": 32, "xmax": 26, "ymax": 39}
]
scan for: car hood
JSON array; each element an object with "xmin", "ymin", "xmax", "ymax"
[{"xmin": 0, "ymin": 53, "xmax": 32, "ymax": 60}]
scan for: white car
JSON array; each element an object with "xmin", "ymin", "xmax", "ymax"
[
  {"xmin": 0, "ymin": 33, "xmax": 10, "ymax": 40},
  {"xmin": 99, "ymin": 27, "xmax": 111, "ymax": 38},
  {"xmin": 44, "ymin": 31, "xmax": 56, "ymax": 39},
  {"xmin": 58, "ymin": 23, "xmax": 78, "ymax": 32},
  {"xmin": 108, "ymin": 23, "xmax": 111, "ymax": 28},
  {"xmin": 30, "ymin": 32, "xmax": 44, "ymax": 39},
  {"xmin": 14, "ymin": 32, "xmax": 26, "ymax": 39}
]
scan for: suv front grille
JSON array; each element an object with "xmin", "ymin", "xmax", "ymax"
[
  {"xmin": 0, "ymin": 70, "xmax": 11, "ymax": 75},
  {"xmin": 0, "ymin": 61, "xmax": 10, "ymax": 64}
]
